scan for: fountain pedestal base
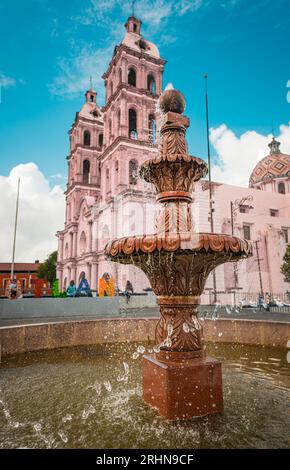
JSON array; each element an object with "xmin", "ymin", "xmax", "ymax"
[{"xmin": 142, "ymin": 353, "xmax": 223, "ymax": 420}]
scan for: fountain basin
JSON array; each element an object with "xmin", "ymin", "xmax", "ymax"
[{"xmin": 0, "ymin": 339, "xmax": 289, "ymax": 449}]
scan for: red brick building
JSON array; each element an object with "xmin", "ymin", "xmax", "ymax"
[{"xmin": 0, "ymin": 262, "xmax": 49, "ymax": 297}]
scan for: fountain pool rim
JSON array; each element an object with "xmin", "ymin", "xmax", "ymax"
[{"xmin": 0, "ymin": 317, "xmax": 289, "ymax": 358}]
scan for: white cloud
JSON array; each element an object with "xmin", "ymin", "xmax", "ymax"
[
  {"xmin": 210, "ymin": 122, "xmax": 290, "ymax": 187},
  {"xmin": 49, "ymin": 0, "xmax": 206, "ymax": 100},
  {"xmin": 0, "ymin": 72, "xmax": 16, "ymax": 88},
  {"xmin": 0, "ymin": 163, "xmax": 65, "ymax": 262}
]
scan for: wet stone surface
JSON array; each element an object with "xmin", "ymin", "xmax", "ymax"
[{"xmin": 0, "ymin": 341, "xmax": 289, "ymax": 449}]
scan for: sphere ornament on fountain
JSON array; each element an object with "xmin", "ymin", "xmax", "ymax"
[{"xmin": 105, "ymin": 88, "xmax": 252, "ymax": 420}]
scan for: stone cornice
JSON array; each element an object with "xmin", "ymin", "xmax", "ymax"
[
  {"xmin": 67, "ymin": 144, "xmax": 103, "ymax": 160},
  {"xmin": 69, "ymin": 113, "xmax": 104, "ymax": 134},
  {"xmin": 101, "ymin": 136, "xmax": 158, "ymax": 160},
  {"xmin": 65, "ymin": 182, "xmax": 101, "ymax": 195},
  {"xmin": 102, "ymin": 83, "xmax": 160, "ymax": 112},
  {"xmin": 102, "ymin": 44, "xmax": 166, "ymax": 80}
]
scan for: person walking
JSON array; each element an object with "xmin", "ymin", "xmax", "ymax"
[
  {"xmin": 124, "ymin": 280, "xmax": 134, "ymax": 304},
  {"xmin": 258, "ymin": 293, "xmax": 264, "ymax": 312}
]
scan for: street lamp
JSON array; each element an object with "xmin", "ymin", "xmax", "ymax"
[
  {"xmin": 230, "ymin": 195, "xmax": 253, "ymax": 236},
  {"xmin": 229, "ymin": 195, "xmax": 253, "ymax": 305}
]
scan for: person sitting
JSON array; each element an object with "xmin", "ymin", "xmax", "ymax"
[
  {"xmin": 66, "ymin": 280, "xmax": 76, "ymax": 297},
  {"xmin": 9, "ymin": 279, "xmax": 17, "ymax": 299}
]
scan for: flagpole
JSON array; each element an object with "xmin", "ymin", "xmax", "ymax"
[
  {"xmin": 204, "ymin": 74, "xmax": 217, "ymax": 303},
  {"xmin": 11, "ymin": 178, "xmax": 20, "ymax": 280}
]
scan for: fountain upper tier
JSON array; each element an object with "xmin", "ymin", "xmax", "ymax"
[{"xmin": 105, "ymin": 88, "xmax": 252, "ymax": 356}]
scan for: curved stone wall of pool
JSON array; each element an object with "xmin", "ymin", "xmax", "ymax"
[{"xmin": 0, "ymin": 318, "xmax": 289, "ymax": 357}]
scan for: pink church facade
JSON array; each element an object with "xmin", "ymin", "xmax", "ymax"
[{"xmin": 57, "ymin": 16, "xmax": 290, "ymax": 303}]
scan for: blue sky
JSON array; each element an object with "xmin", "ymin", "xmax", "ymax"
[{"xmin": 0, "ymin": 0, "xmax": 289, "ymax": 182}]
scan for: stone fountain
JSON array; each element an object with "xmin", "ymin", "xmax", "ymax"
[{"xmin": 105, "ymin": 89, "xmax": 252, "ymax": 420}]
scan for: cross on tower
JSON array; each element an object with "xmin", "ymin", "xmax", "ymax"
[{"xmin": 131, "ymin": 0, "xmax": 136, "ymax": 16}]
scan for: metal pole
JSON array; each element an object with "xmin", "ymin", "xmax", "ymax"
[
  {"xmin": 204, "ymin": 74, "xmax": 217, "ymax": 303},
  {"xmin": 230, "ymin": 201, "xmax": 234, "ymax": 236},
  {"xmin": 255, "ymin": 240, "xmax": 264, "ymax": 297},
  {"xmin": 11, "ymin": 178, "xmax": 20, "ymax": 281}
]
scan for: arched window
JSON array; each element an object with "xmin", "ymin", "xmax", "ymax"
[
  {"xmin": 129, "ymin": 159, "xmax": 138, "ymax": 185},
  {"xmin": 83, "ymin": 130, "xmax": 91, "ymax": 146},
  {"xmin": 115, "ymin": 160, "xmax": 119, "ymax": 172},
  {"xmin": 116, "ymin": 109, "xmax": 121, "ymax": 136},
  {"xmin": 128, "ymin": 68, "xmax": 136, "ymax": 87},
  {"xmin": 128, "ymin": 108, "xmax": 137, "ymax": 139},
  {"xmin": 83, "ymin": 160, "xmax": 90, "ymax": 184},
  {"xmin": 109, "ymin": 119, "xmax": 112, "ymax": 137},
  {"xmin": 147, "ymin": 74, "xmax": 156, "ymax": 94},
  {"xmin": 79, "ymin": 232, "xmax": 87, "ymax": 254},
  {"xmin": 119, "ymin": 68, "xmax": 122, "ymax": 84},
  {"xmin": 106, "ymin": 168, "xmax": 110, "ymax": 193},
  {"xmin": 148, "ymin": 114, "xmax": 156, "ymax": 144},
  {"xmin": 110, "ymin": 81, "xmax": 113, "ymax": 97},
  {"xmin": 102, "ymin": 225, "xmax": 110, "ymax": 246},
  {"xmin": 98, "ymin": 133, "xmax": 103, "ymax": 147},
  {"xmin": 278, "ymin": 181, "xmax": 285, "ymax": 194}
]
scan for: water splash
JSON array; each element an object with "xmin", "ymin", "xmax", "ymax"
[
  {"xmin": 81, "ymin": 405, "xmax": 96, "ymax": 420},
  {"xmin": 117, "ymin": 362, "xmax": 130, "ymax": 383},
  {"xmin": 103, "ymin": 381, "xmax": 112, "ymax": 392},
  {"xmin": 62, "ymin": 414, "xmax": 72, "ymax": 423}
]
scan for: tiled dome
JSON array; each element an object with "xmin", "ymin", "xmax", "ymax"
[{"xmin": 249, "ymin": 138, "xmax": 290, "ymax": 187}]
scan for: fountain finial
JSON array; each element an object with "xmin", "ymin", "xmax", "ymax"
[{"xmin": 159, "ymin": 89, "xmax": 186, "ymax": 115}]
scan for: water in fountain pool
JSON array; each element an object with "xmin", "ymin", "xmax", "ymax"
[{"xmin": 0, "ymin": 342, "xmax": 289, "ymax": 449}]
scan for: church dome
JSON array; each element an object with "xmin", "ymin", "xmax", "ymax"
[{"xmin": 249, "ymin": 137, "xmax": 290, "ymax": 190}]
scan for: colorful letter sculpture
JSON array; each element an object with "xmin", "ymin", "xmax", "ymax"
[
  {"xmin": 76, "ymin": 277, "xmax": 92, "ymax": 296},
  {"xmin": 99, "ymin": 273, "xmax": 115, "ymax": 297},
  {"xmin": 52, "ymin": 279, "xmax": 60, "ymax": 297}
]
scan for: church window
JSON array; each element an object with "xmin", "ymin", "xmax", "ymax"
[
  {"xmin": 278, "ymin": 182, "xmax": 285, "ymax": 194},
  {"xmin": 98, "ymin": 133, "xmax": 103, "ymax": 147},
  {"xmin": 129, "ymin": 159, "xmax": 138, "ymax": 185},
  {"xmin": 243, "ymin": 224, "xmax": 251, "ymax": 240},
  {"xmin": 148, "ymin": 114, "xmax": 156, "ymax": 143},
  {"xmin": 109, "ymin": 119, "xmax": 112, "ymax": 137},
  {"xmin": 83, "ymin": 160, "xmax": 90, "ymax": 184},
  {"xmin": 128, "ymin": 68, "xmax": 136, "ymax": 87},
  {"xmin": 128, "ymin": 108, "xmax": 137, "ymax": 139},
  {"xmin": 79, "ymin": 232, "xmax": 87, "ymax": 254},
  {"xmin": 117, "ymin": 109, "xmax": 121, "ymax": 131},
  {"xmin": 83, "ymin": 130, "xmax": 91, "ymax": 146},
  {"xmin": 147, "ymin": 74, "xmax": 156, "ymax": 94},
  {"xmin": 282, "ymin": 228, "xmax": 289, "ymax": 243},
  {"xmin": 115, "ymin": 160, "xmax": 119, "ymax": 172},
  {"xmin": 110, "ymin": 81, "xmax": 113, "ymax": 96},
  {"xmin": 90, "ymin": 94, "xmax": 94, "ymax": 102},
  {"xmin": 270, "ymin": 209, "xmax": 279, "ymax": 217},
  {"xmin": 133, "ymin": 23, "xmax": 137, "ymax": 33}
]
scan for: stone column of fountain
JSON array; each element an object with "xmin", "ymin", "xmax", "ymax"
[{"xmin": 105, "ymin": 89, "xmax": 252, "ymax": 420}]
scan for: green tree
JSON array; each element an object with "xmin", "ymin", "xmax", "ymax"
[
  {"xmin": 37, "ymin": 251, "xmax": 57, "ymax": 284},
  {"xmin": 281, "ymin": 244, "xmax": 290, "ymax": 284}
]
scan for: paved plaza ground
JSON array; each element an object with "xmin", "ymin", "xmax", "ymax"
[{"xmin": 0, "ymin": 305, "xmax": 290, "ymax": 327}]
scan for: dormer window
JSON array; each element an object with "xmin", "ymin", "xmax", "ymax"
[
  {"xmin": 278, "ymin": 182, "xmax": 285, "ymax": 194},
  {"xmin": 139, "ymin": 39, "xmax": 148, "ymax": 50}
]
